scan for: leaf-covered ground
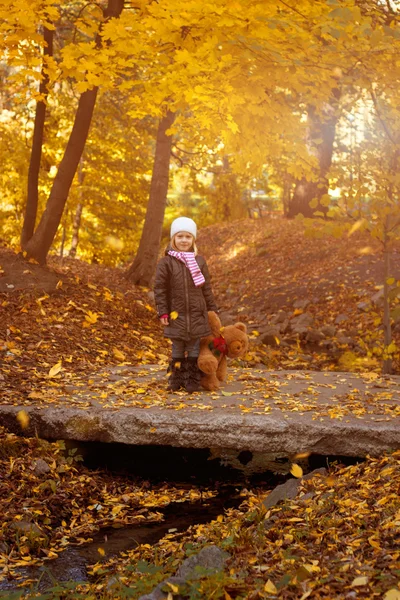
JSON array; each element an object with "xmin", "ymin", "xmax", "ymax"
[
  {"xmin": 1, "ymin": 426, "xmax": 398, "ymax": 599},
  {"xmin": 1, "ymin": 216, "xmax": 399, "ymax": 401},
  {"xmin": 0, "ymin": 427, "xmax": 218, "ymax": 585},
  {"xmin": 83, "ymin": 449, "xmax": 400, "ymax": 600},
  {"xmin": 1, "ymin": 218, "xmax": 400, "ymax": 598}
]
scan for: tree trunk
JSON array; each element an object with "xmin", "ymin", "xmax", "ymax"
[
  {"xmin": 287, "ymin": 92, "xmax": 340, "ymax": 219},
  {"xmin": 24, "ymin": 87, "xmax": 99, "ymax": 263},
  {"xmin": 126, "ymin": 110, "xmax": 176, "ymax": 286},
  {"xmin": 69, "ymin": 159, "xmax": 85, "ymax": 258},
  {"xmin": 382, "ymin": 223, "xmax": 393, "ymax": 375},
  {"xmin": 59, "ymin": 219, "xmax": 67, "ymax": 258},
  {"xmin": 21, "ymin": 26, "xmax": 54, "ymax": 248},
  {"xmin": 24, "ymin": 0, "xmax": 125, "ymax": 264}
]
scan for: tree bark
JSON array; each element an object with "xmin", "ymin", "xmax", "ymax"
[
  {"xmin": 21, "ymin": 26, "xmax": 54, "ymax": 248},
  {"xmin": 24, "ymin": 0, "xmax": 125, "ymax": 264},
  {"xmin": 382, "ymin": 230, "xmax": 392, "ymax": 374},
  {"xmin": 126, "ymin": 110, "xmax": 176, "ymax": 286},
  {"xmin": 287, "ymin": 92, "xmax": 340, "ymax": 219},
  {"xmin": 69, "ymin": 159, "xmax": 85, "ymax": 258}
]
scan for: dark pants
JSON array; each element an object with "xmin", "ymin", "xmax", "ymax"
[{"xmin": 171, "ymin": 338, "xmax": 200, "ymax": 359}]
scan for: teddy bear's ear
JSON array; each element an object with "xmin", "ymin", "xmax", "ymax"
[
  {"xmin": 234, "ymin": 322, "xmax": 247, "ymax": 333},
  {"xmin": 208, "ymin": 311, "xmax": 222, "ymax": 336}
]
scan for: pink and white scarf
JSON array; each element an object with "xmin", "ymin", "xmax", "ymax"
[{"xmin": 168, "ymin": 250, "xmax": 205, "ymax": 287}]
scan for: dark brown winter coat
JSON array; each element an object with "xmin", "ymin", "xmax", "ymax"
[{"xmin": 154, "ymin": 252, "xmax": 218, "ymax": 341}]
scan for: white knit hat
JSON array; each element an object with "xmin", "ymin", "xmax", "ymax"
[{"xmin": 170, "ymin": 217, "xmax": 197, "ymax": 239}]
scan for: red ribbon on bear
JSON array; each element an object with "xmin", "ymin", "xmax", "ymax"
[{"xmin": 209, "ymin": 336, "xmax": 228, "ymax": 357}]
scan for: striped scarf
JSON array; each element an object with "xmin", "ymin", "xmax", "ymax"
[{"xmin": 168, "ymin": 250, "xmax": 205, "ymax": 287}]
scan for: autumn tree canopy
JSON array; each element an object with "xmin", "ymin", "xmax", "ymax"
[{"xmin": 0, "ymin": 0, "xmax": 399, "ymax": 266}]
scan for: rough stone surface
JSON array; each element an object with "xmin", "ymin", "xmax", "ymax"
[
  {"xmin": 263, "ymin": 468, "xmax": 328, "ymax": 510},
  {"xmin": 306, "ymin": 329, "xmax": 326, "ymax": 343},
  {"xmin": 262, "ymin": 478, "xmax": 301, "ymax": 509},
  {"xmin": 33, "ymin": 458, "xmax": 51, "ymax": 476},
  {"xmin": 1, "ymin": 367, "xmax": 399, "ymax": 459},
  {"xmin": 177, "ymin": 546, "xmax": 230, "ymax": 579},
  {"xmin": 139, "ymin": 546, "xmax": 230, "ymax": 600},
  {"xmin": 261, "ymin": 329, "xmax": 281, "ymax": 346},
  {"xmin": 320, "ymin": 325, "xmax": 336, "ymax": 337}
]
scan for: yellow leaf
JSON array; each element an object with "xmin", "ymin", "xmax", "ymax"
[
  {"xmin": 56, "ymin": 280, "xmax": 63, "ymax": 289},
  {"xmin": 48, "ymin": 361, "xmax": 62, "ymax": 377},
  {"xmin": 368, "ymin": 535, "xmax": 381, "ymax": 549},
  {"xmin": 294, "ymin": 452, "xmax": 311, "ymax": 460},
  {"xmin": 17, "ymin": 410, "xmax": 30, "ymax": 429},
  {"xmin": 290, "ymin": 463, "xmax": 303, "ymax": 478},
  {"xmin": 170, "ymin": 311, "xmax": 179, "ymax": 320},
  {"xmin": 166, "ymin": 582, "xmax": 179, "ymax": 593},
  {"xmin": 348, "ymin": 218, "xmax": 366, "ymax": 237},
  {"xmin": 351, "ymin": 576, "xmax": 368, "ymax": 587},
  {"xmin": 264, "ymin": 579, "xmax": 278, "ymax": 594},
  {"xmin": 384, "ymin": 590, "xmax": 400, "ymax": 600},
  {"xmin": 113, "ymin": 348, "xmax": 126, "ymax": 361},
  {"xmin": 97, "ymin": 547, "xmax": 105, "ymax": 556},
  {"xmin": 136, "ymin": 388, "xmax": 146, "ymax": 394},
  {"xmin": 387, "ymin": 277, "xmax": 395, "ymax": 285},
  {"xmin": 84, "ymin": 311, "xmax": 99, "ymax": 326},
  {"xmin": 358, "ymin": 246, "xmax": 373, "ymax": 255}
]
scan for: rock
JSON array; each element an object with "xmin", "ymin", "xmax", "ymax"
[
  {"xmin": 139, "ymin": 547, "xmax": 230, "ymax": 600},
  {"xmin": 334, "ymin": 314, "xmax": 348, "ymax": 324},
  {"xmin": 219, "ymin": 311, "xmax": 234, "ymax": 326},
  {"xmin": 371, "ymin": 289, "xmax": 384, "ymax": 306},
  {"xmin": 305, "ymin": 329, "xmax": 325, "ymax": 343},
  {"xmin": 271, "ymin": 310, "xmax": 289, "ymax": 325},
  {"xmin": 337, "ymin": 336, "xmax": 354, "ymax": 346},
  {"xmin": 303, "ymin": 467, "xmax": 327, "ymax": 480},
  {"xmin": 263, "ymin": 468, "xmax": 328, "ymax": 511},
  {"xmin": 320, "ymin": 340, "xmax": 336, "ymax": 351},
  {"xmin": 357, "ymin": 302, "xmax": 369, "ymax": 312},
  {"xmin": 320, "ymin": 325, "xmax": 336, "ymax": 337},
  {"xmin": 33, "ymin": 458, "xmax": 51, "ymax": 476},
  {"xmin": 11, "ymin": 521, "xmax": 43, "ymax": 536},
  {"xmin": 290, "ymin": 312, "xmax": 314, "ymax": 334},
  {"xmin": 293, "ymin": 299, "xmax": 310, "ymax": 310},
  {"xmin": 277, "ymin": 319, "xmax": 290, "ymax": 334},
  {"xmin": 177, "ymin": 545, "xmax": 230, "ymax": 579},
  {"xmin": 262, "ymin": 478, "xmax": 300, "ymax": 509},
  {"xmin": 256, "ymin": 247, "xmax": 268, "ymax": 257},
  {"xmin": 261, "ymin": 328, "xmax": 281, "ymax": 346}
]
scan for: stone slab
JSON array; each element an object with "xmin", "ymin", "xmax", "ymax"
[{"xmin": 1, "ymin": 367, "xmax": 399, "ymax": 457}]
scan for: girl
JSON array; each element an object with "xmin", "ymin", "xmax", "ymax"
[{"xmin": 154, "ymin": 217, "xmax": 218, "ymax": 393}]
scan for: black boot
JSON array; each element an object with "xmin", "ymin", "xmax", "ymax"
[
  {"xmin": 185, "ymin": 357, "xmax": 202, "ymax": 393},
  {"xmin": 167, "ymin": 358, "xmax": 185, "ymax": 391}
]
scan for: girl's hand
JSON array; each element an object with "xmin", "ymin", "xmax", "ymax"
[{"xmin": 160, "ymin": 316, "xmax": 169, "ymax": 326}]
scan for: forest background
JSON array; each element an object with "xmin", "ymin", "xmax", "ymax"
[{"xmin": 1, "ymin": 0, "xmax": 400, "ymax": 371}]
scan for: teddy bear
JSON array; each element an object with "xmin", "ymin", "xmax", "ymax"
[{"xmin": 197, "ymin": 311, "xmax": 249, "ymax": 391}]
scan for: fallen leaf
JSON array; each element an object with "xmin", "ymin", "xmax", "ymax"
[
  {"xmin": 290, "ymin": 463, "xmax": 303, "ymax": 478},
  {"xmin": 17, "ymin": 410, "xmax": 30, "ymax": 429}
]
